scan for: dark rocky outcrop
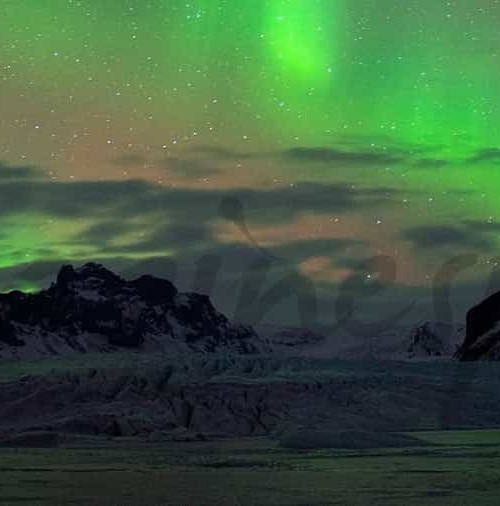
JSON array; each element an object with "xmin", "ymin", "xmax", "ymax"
[
  {"xmin": 456, "ymin": 291, "xmax": 500, "ymax": 361},
  {"xmin": 407, "ymin": 321, "xmax": 457, "ymax": 358},
  {"xmin": 0, "ymin": 263, "xmax": 264, "ymax": 358}
]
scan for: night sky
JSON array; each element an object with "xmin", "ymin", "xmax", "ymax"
[{"xmin": 1, "ymin": 1, "xmax": 500, "ymax": 325}]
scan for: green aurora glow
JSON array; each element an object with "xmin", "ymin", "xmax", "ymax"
[{"xmin": 0, "ymin": 0, "xmax": 500, "ymax": 298}]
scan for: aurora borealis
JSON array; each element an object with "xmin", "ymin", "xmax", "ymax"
[{"xmin": 1, "ymin": 1, "xmax": 500, "ymax": 323}]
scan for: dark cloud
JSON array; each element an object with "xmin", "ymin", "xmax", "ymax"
[
  {"xmin": 112, "ymin": 154, "xmax": 149, "ymax": 166},
  {"xmin": 193, "ymin": 137, "xmax": 446, "ymax": 166},
  {"xmin": 219, "ymin": 182, "xmax": 398, "ymax": 225},
  {"xmin": 402, "ymin": 225, "xmax": 494, "ymax": 251},
  {"xmin": 467, "ymin": 148, "xmax": 500, "ymax": 164},
  {"xmin": 412, "ymin": 158, "xmax": 449, "ymax": 169},
  {"xmin": 462, "ymin": 220, "xmax": 500, "ymax": 233},
  {"xmin": 324, "ymin": 133, "xmax": 447, "ymax": 156},
  {"xmin": 164, "ymin": 157, "xmax": 218, "ymax": 178},
  {"xmin": 0, "ymin": 161, "xmax": 398, "ymax": 224},
  {"xmin": 190, "ymin": 145, "xmax": 259, "ymax": 160},
  {"xmin": 269, "ymin": 238, "xmax": 365, "ymax": 263},
  {"xmin": 68, "ymin": 181, "xmax": 386, "ymax": 260},
  {"xmin": 116, "ymin": 223, "xmax": 212, "ymax": 253},
  {"xmin": 0, "ymin": 162, "xmax": 45, "ymax": 180},
  {"xmin": 0, "ymin": 178, "xmax": 156, "ymax": 218},
  {"xmin": 284, "ymin": 147, "xmax": 403, "ymax": 166},
  {"xmin": 76, "ymin": 221, "xmax": 138, "ymax": 245},
  {"xmin": 112, "ymin": 153, "xmax": 220, "ymax": 179}
]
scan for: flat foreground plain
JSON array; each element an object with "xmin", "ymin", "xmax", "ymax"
[{"xmin": 1, "ymin": 430, "xmax": 500, "ymax": 505}]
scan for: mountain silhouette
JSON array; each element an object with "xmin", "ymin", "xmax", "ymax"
[{"xmin": 0, "ymin": 262, "xmax": 263, "ymax": 359}]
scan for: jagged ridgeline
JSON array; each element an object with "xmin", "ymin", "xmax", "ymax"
[
  {"xmin": 0, "ymin": 263, "xmax": 265, "ymax": 359},
  {"xmin": 456, "ymin": 290, "xmax": 500, "ymax": 361}
]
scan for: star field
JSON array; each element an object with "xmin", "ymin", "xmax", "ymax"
[{"xmin": 1, "ymin": 1, "xmax": 500, "ymax": 322}]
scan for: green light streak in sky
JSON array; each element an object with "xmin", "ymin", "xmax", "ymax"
[
  {"xmin": 1, "ymin": 0, "xmax": 500, "ymax": 286},
  {"xmin": 2, "ymin": 0, "xmax": 498, "ymax": 152},
  {"xmin": 264, "ymin": 0, "xmax": 340, "ymax": 81}
]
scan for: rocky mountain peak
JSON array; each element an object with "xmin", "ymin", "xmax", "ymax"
[
  {"xmin": 0, "ymin": 263, "xmax": 264, "ymax": 358},
  {"xmin": 54, "ymin": 263, "xmax": 124, "ymax": 294},
  {"xmin": 456, "ymin": 291, "xmax": 500, "ymax": 360}
]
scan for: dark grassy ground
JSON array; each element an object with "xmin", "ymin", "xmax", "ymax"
[{"xmin": 1, "ymin": 430, "xmax": 500, "ymax": 505}]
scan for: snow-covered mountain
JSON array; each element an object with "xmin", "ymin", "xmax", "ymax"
[
  {"xmin": 0, "ymin": 261, "xmax": 473, "ymax": 362},
  {"xmin": 309, "ymin": 321, "xmax": 464, "ymax": 361},
  {"xmin": 0, "ymin": 263, "xmax": 265, "ymax": 359}
]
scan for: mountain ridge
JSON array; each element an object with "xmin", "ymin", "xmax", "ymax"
[{"xmin": 0, "ymin": 262, "xmax": 264, "ymax": 359}]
